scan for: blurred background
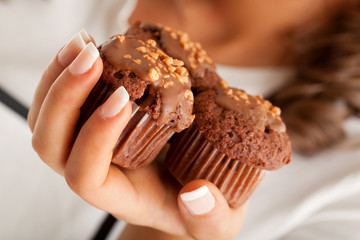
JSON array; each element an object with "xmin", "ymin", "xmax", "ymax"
[{"xmin": 1, "ymin": 0, "xmax": 360, "ymax": 239}]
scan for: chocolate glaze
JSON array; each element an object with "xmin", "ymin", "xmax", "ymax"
[
  {"xmin": 127, "ymin": 23, "xmax": 216, "ymax": 79},
  {"xmin": 99, "ymin": 35, "xmax": 194, "ymax": 131},
  {"xmin": 193, "ymin": 85, "xmax": 292, "ymax": 170},
  {"xmin": 215, "ymin": 83, "xmax": 286, "ymax": 133}
]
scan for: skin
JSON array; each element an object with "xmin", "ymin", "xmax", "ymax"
[
  {"xmin": 29, "ymin": 0, "xmax": 345, "ymax": 239},
  {"xmin": 28, "ymin": 35, "xmax": 247, "ymax": 240},
  {"xmin": 130, "ymin": 0, "xmax": 343, "ymax": 66}
]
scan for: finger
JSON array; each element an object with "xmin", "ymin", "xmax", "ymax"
[
  {"xmin": 32, "ymin": 42, "xmax": 102, "ymax": 175},
  {"xmin": 28, "ymin": 29, "xmax": 92, "ymax": 132},
  {"xmin": 178, "ymin": 180, "xmax": 248, "ymax": 240},
  {"xmin": 65, "ymin": 87, "xmax": 135, "ymax": 213}
]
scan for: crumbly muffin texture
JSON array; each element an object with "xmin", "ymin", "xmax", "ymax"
[
  {"xmin": 126, "ymin": 22, "xmax": 221, "ymax": 92},
  {"xmin": 194, "ymin": 81, "xmax": 292, "ymax": 170},
  {"xmin": 98, "ymin": 35, "xmax": 194, "ymax": 131}
]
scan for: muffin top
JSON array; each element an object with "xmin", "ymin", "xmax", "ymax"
[
  {"xmin": 126, "ymin": 22, "xmax": 221, "ymax": 91},
  {"xmin": 194, "ymin": 81, "xmax": 292, "ymax": 170},
  {"xmin": 99, "ymin": 35, "xmax": 194, "ymax": 131}
]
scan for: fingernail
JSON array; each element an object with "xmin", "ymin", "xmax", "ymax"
[
  {"xmin": 58, "ymin": 32, "xmax": 86, "ymax": 67},
  {"xmin": 79, "ymin": 29, "xmax": 92, "ymax": 43},
  {"xmin": 68, "ymin": 42, "xmax": 99, "ymax": 75},
  {"xmin": 180, "ymin": 186, "xmax": 215, "ymax": 215},
  {"xmin": 101, "ymin": 86, "xmax": 129, "ymax": 118}
]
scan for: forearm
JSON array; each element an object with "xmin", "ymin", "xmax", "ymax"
[{"xmin": 118, "ymin": 224, "xmax": 193, "ymax": 240}]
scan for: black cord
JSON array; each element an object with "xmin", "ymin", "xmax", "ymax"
[
  {"xmin": 0, "ymin": 87, "xmax": 29, "ymax": 120},
  {"xmin": 0, "ymin": 87, "xmax": 118, "ymax": 240},
  {"xmin": 92, "ymin": 214, "xmax": 118, "ymax": 240}
]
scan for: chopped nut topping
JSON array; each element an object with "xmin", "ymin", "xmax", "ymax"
[
  {"xmin": 149, "ymin": 68, "xmax": 160, "ymax": 81},
  {"xmin": 146, "ymin": 39, "xmax": 157, "ymax": 47},
  {"xmin": 158, "ymin": 63, "xmax": 165, "ymax": 69},
  {"xmin": 180, "ymin": 32, "xmax": 189, "ymax": 42},
  {"xmin": 123, "ymin": 54, "xmax": 131, "ymax": 59},
  {"xmin": 163, "ymin": 57, "xmax": 174, "ymax": 66},
  {"xmin": 164, "ymin": 74, "xmax": 170, "ymax": 79},
  {"xmin": 137, "ymin": 40, "xmax": 145, "ymax": 45},
  {"xmin": 163, "ymin": 81, "xmax": 174, "ymax": 88},
  {"xmin": 164, "ymin": 26, "xmax": 171, "ymax": 32},
  {"xmin": 263, "ymin": 100, "xmax": 272, "ymax": 110},
  {"xmin": 168, "ymin": 66, "xmax": 176, "ymax": 72},
  {"xmin": 226, "ymin": 89, "xmax": 233, "ymax": 96},
  {"xmin": 232, "ymin": 95, "xmax": 240, "ymax": 101},
  {"xmin": 220, "ymin": 80, "xmax": 229, "ymax": 89},
  {"xmin": 175, "ymin": 67, "xmax": 187, "ymax": 76},
  {"xmin": 179, "ymin": 76, "xmax": 189, "ymax": 84},
  {"xmin": 172, "ymin": 59, "xmax": 184, "ymax": 66},
  {"xmin": 180, "ymin": 40, "xmax": 189, "ymax": 50},
  {"xmin": 170, "ymin": 32, "xmax": 178, "ymax": 39},
  {"xmin": 116, "ymin": 35, "xmax": 125, "ymax": 42},
  {"xmin": 143, "ymin": 54, "xmax": 152, "ymax": 60},
  {"xmin": 154, "ymin": 66, "xmax": 161, "ymax": 72},
  {"xmin": 174, "ymin": 72, "xmax": 181, "ymax": 79},
  {"xmin": 238, "ymin": 92, "xmax": 249, "ymax": 101},
  {"xmin": 204, "ymin": 56, "xmax": 213, "ymax": 63},
  {"xmin": 132, "ymin": 59, "xmax": 141, "ymax": 64},
  {"xmin": 136, "ymin": 46, "xmax": 148, "ymax": 53},
  {"xmin": 149, "ymin": 52, "xmax": 159, "ymax": 60},
  {"xmin": 197, "ymin": 56, "xmax": 205, "ymax": 63},
  {"xmin": 184, "ymin": 90, "xmax": 194, "ymax": 102},
  {"xmin": 271, "ymin": 106, "xmax": 281, "ymax": 115}
]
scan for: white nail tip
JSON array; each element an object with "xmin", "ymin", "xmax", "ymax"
[
  {"xmin": 74, "ymin": 33, "xmax": 86, "ymax": 49},
  {"xmin": 80, "ymin": 29, "xmax": 92, "ymax": 43},
  {"xmin": 58, "ymin": 32, "xmax": 86, "ymax": 66},
  {"xmin": 101, "ymin": 87, "xmax": 129, "ymax": 118},
  {"xmin": 180, "ymin": 186, "xmax": 216, "ymax": 215},
  {"xmin": 87, "ymin": 42, "xmax": 100, "ymax": 59},
  {"xmin": 180, "ymin": 186, "xmax": 211, "ymax": 201},
  {"xmin": 68, "ymin": 42, "xmax": 99, "ymax": 75},
  {"xmin": 117, "ymin": 86, "xmax": 130, "ymax": 104}
]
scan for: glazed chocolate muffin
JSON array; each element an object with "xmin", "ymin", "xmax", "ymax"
[
  {"xmin": 166, "ymin": 80, "xmax": 292, "ymax": 207},
  {"xmin": 126, "ymin": 22, "xmax": 221, "ymax": 93},
  {"xmin": 77, "ymin": 35, "xmax": 194, "ymax": 169}
]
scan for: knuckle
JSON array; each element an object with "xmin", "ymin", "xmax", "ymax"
[
  {"xmin": 65, "ymin": 172, "xmax": 83, "ymax": 193},
  {"xmin": 65, "ymin": 171, "xmax": 93, "ymax": 195},
  {"xmin": 52, "ymin": 86, "xmax": 76, "ymax": 107}
]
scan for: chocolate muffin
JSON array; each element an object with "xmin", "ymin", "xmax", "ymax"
[
  {"xmin": 126, "ymin": 22, "xmax": 221, "ymax": 94},
  {"xmin": 77, "ymin": 35, "xmax": 194, "ymax": 169},
  {"xmin": 166, "ymin": 81, "xmax": 292, "ymax": 207}
]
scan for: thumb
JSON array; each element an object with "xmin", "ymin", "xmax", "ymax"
[{"xmin": 178, "ymin": 180, "xmax": 248, "ymax": 240}]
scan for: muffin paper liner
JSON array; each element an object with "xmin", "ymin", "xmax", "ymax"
[
  {"xmin": 166, "ymin": 125, "xmax": 266, "ymax": 207},
  {"xmin": 77, "ymin": 80, "xmax": 174, "ymax": 169},
  {"xmin": 112, "ymin": 106, "xmax": 174, "ymax": 169}
]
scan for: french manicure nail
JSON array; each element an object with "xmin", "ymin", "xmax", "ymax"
[
  {"xmin": 58, "ymin": 32, "xmax": 86, "ymax": 67},
  {"xmin": 101, "ymin": 86, "xmax": 129, "ymax": 118},
  {"xmin": 180, "ymin": 186, "xmax": 216, "ymax": 215},
  {"xmin": 79, "ymin": 29, "xmax": 92, "ymax": 43},
  {"xmin": 68, "ymin": 42, "xmax": 99, "ymax": 75}
]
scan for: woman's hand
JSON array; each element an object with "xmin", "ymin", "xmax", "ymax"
[{"xmin": 28, "ymin": 30, "xmax": 247, "ymax": 240}]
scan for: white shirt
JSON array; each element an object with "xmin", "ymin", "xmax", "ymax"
[{"xmin": 1, "ymin": 1, "xmax": 359, "ymax": 239}]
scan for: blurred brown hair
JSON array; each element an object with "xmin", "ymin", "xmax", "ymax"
[{"xmin": 270, "ymin": 0, "xmax": 360, "ymax": 154}]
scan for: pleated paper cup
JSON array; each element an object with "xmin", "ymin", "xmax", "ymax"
[
  {"xmin": 166, "ymin": 125, "xmax": 266, "ymax": 207},
  {"xmin": 77, "ymin": 81, "xmax": 174, "ymax": 169}
]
